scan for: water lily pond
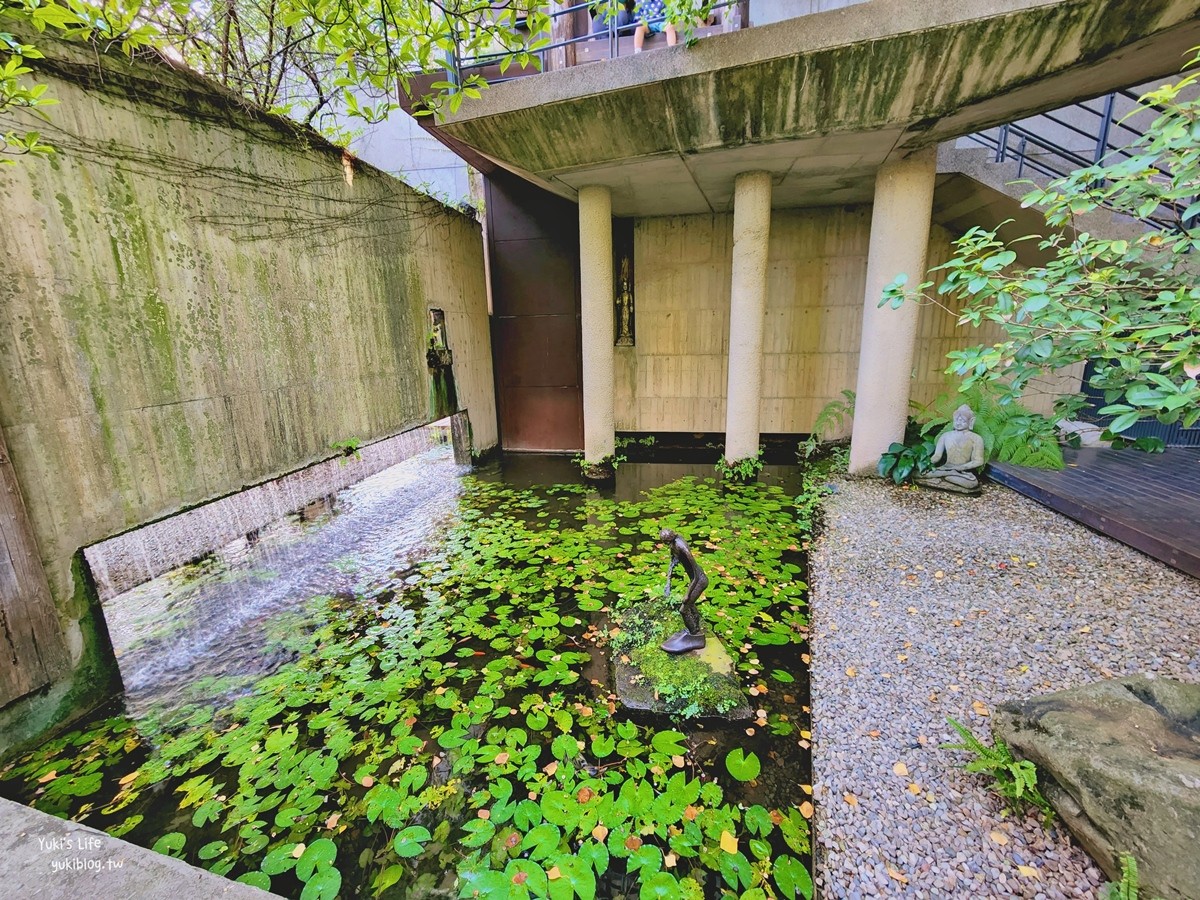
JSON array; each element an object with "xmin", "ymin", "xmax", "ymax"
[{"xmin": 1, "ymin": 451, "xmax": 825, "ymax": 900}]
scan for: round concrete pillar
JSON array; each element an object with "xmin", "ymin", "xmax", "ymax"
[
  {"xmin": 848, "ymin": 148, "xmax": 938, "ymax": 475},
  {"xmin": 579, "ymin": 184, "xmax": 615, "ymax": 468},
  {"xmin": 724, "ymin": 170, "xmax": 773, "ymax": 463}
]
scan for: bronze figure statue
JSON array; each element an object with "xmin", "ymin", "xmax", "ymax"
[{"xmin": 659, "ymin": 528, "xmax": 709, "ymax": 653}]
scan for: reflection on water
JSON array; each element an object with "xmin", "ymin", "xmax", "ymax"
[{"xmin": 102, "ymin": 445, "xmax": 466, "ymax": 718}]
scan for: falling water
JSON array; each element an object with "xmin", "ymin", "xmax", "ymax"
[{"xmin": 101, "ymin": 445, "xmax": 466, "ymax": 719}]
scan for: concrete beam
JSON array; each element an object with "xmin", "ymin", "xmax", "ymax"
[
  {"xmin": 849, "ymin": 148, "xmax": 938, "ymax": 475},
  {"xmin": 435, "ymin": 0, "xmax": 1200, "ymax": 217}
]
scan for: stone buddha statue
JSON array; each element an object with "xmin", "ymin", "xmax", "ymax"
[{"xmin": 916, "ymin": 404, "xmax": 986, "ymax": 494}]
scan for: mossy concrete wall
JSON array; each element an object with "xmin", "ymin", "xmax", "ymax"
[{"xmin": 0, "ymin": 37, "xmax": 495, "ymax": 754}]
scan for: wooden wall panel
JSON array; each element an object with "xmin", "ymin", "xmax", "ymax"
[{"xmin": 486, "ymin": 172, "xmax": 584, "ymax": 451}]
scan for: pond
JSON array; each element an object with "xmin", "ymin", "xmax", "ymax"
[{"xmin": 0, "ymin": 447, "xmax": 826, "ymax": 900}]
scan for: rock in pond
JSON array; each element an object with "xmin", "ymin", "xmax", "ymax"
[
  {"xmin": 993, "ymin": 676, "xmax": 1200, "ymax": 899},
  {"xmin": 614, "ymin": 638, "xmax": 752, "ymax": 719}
]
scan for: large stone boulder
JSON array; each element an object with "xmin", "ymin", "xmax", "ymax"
[{"xmin": 993, "ymin": 677, "xmax": 1200, "ymax": 900}]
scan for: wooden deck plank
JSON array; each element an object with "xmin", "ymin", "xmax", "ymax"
[{"xmin": 990, "ymin": 447, "xmax": 1200, "ymax": 579}]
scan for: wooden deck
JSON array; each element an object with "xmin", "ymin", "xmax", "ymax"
[{"xmin": 990, "ymin": 446, "xmax": 1200, "ymax": 579}]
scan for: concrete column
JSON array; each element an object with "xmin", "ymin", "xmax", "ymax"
[
  {"xmin": 849, "ymin": 147, "xmax": 938, "ymax": 474},
  {"xmin": 579, "ymin": 184, "xmax": 615, "ymax": 469},
  {"xmin": 724, "ymin": 170, "xmax": 773, "ymax": 463}
]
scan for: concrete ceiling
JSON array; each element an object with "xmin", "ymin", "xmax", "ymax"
[{"xmin": 430, "ymin": 0, "xmax": 1200, "ymax": 216}]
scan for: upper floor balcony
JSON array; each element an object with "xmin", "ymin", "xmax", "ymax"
[{"xmin": 405, "ymin": 0, "xmax": 1200, "ymax": 217}]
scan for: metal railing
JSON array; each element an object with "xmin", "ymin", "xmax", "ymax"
[
  {"xmin": 964, "ymin": 88, "xmax": 1184, "ymax": 229},
  {"xmin": 452, "ymin": 1, "xmax": 742, "ymax": 84}
]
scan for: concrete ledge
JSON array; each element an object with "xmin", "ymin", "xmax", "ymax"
[{"xmin": 0, "ymin": 797, "xmax": 277, "ymax": 898}]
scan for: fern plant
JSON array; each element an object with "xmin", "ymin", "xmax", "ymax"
[
  {"xmin": 799, "ymin": 390, "xmax": 855, "ymax": 459},
  {"xmin": 942, "ymin": 717, "xmax": 1055, "ymax": 823},
  {"xmin": 1102, "ymin": 854, "xmax": 1140, "ymax": 900}
]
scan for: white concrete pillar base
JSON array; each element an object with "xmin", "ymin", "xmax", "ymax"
[
  {"xmin": 724, "ymin": 170, "xmax": 773, "ymax": 464},
  {"xmin": 579, "ymin": 184, "xmax": 615, "ymax": 466},
  {"xmin": 848, "ymin": 148, "xmax": 937, "ymax": 475}
]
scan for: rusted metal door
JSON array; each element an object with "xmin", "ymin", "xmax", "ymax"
[
  {"xmin": 0, "ymin": 428, "xmax": 69, "ymax": 706},
  {"xmin": 486, "ymin": 171, "xmax": 584, "ymax": 452}
]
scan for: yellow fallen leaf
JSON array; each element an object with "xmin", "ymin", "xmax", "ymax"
[
  {"xmin": 118, "ymin": 771, "xmax": 139, "ymax": 786},
  {"xmin": 972, "ymin": 700, "xmax": 990, "ymax": 717},
  {"xmin": 908, "ymin": 783, "xmax": 921, "ymax": 795},
  {"xmin": 934, "ymin": 570, "xmax": 944, "ymax": 579},
  {"xmin": 720, "ymin": 830, "xmax": 739, "ymax": 854},
  {"xmin": 477, "ymin": 809, "xmax": 491, "ymax": 820},
  {"xmin": 664, "ymin": 851, "xmax": 677, "ymax": 869},
  {"xmin": 989, "ymin": 830, "xmax": 1009, "ymax": 846},
  {"xmin": 1017, "ymin": 865, "xmax": 1041, "ymax": 879},
  {"xmin": 292, "ymin": 843, "xmax": 306, "ymax": 859},
  {"xmin": 800, "ymin": 653, "xmax": 811, "ymax": 664},
  {"xmin": 907, "ymin": 607, "xmax": 918, "ymax": 614},
  {"xmin": 325, "ymin": 812, "xmax": 341, "ymax": 829},
  {"xmin": 360, "ymin": 775, "xmax": 375, "ymax": 787},
  {"xmin": 37, "ymin": 770, "xmax": 57, "ymax": 784},
  {"xmin": 592, "ymin": 824, "xmax": 609, "ymax": 842},
  {"xmin": 846, "ymin": 666, "xmax": 857, "ymax": 677},
  {"xmin": 799, "ymin": 801, "xmax": 814, "ymax": 819},
  {"xmin": 547, "ymin": 866, "xmax": 562, "ymax": 880},
  {"xmin": 671, "ymin": 754, "xmax": 685, "ymax": 768},
  {"xmin": 843, "ymin": 792, "xmax": 859, "ymax": 807},
  {"xmin": 683, "ymin": 805, "xmax": 698, "ymax": 822},
  {"xmin": 542, "ymin": 761, "xmax": 559, "ymax": 776},
  {"xmin": 893, "ymin": 762, "xmax": 909, "ymax": 777},
  {"xmin": 887, "ymin": 868, "xmax": 909, "ymax": 884},
  {"xmin": 494, "ymin": 752, "xmax": 510, "ymax": 765},
  {"xmin": 801, "ymin": 784, "xmax": 813, "ymax": 795}
]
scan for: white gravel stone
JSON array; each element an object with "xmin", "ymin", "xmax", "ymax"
[{"xmin": 808, "ymin": 477, "xmax": 1200, "ymax": 899}]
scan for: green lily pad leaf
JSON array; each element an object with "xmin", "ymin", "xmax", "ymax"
[
  {"xmin": 236, "ymin": 871, "xmax": 272, "ymax": 890},
  {"xmin": 198, "ymin": 840, "xmax": 228, "ymax": 860},
  {"xmin": 639, "ymin": 871, "xmax": 684, "ymax": 900},
  {"xmin": 460, "ymin": 818, "xmax": 495, "ymax": 848},
  {"xmin": 394, "ymin": 825, "xmax": 431, "ymax": 858},
  {"xmin": 770, "ymin": 668, "xmax": 795, "ymax": 683},
  {"xmin": 743, "ymin": 804, "xmax": 773, "ymax": 837},
  {"xmin": 297, "ymin": 837, "xmax": 337, "ymax": 882},
  {"xmin": 774, "ymin": 855, "xmax": 814, "ymax": 899},
  {"xmin": 299, "ymin": 864, "xmax": 341, "ymax": 900},
  {"xmin": 152, "ymin": 832, "xmax": 186, "ymax": 858},
  {"xmin": 650, "ymin": 730, "xmax": 688, "ymax": 757},
  {"xmin": 591, "ymin": 735, "xmax": 615, "ymax": 758},
  {"xmin": 719, "ymin": 849, "xmax": 753, "ymax": 890},
  {"xmin": 725, "ymin": 748, "xmax": 761, "ymax": 782},
  {"xmin": 192, "ymin": 798, "xmax": 222, "ymax": 828},
  {"xmin": 261, "ymin": 843, "xmax": 299, "ymax": 876}
]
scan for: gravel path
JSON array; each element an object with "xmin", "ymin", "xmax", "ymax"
[{"xmin": 808, "ymin": 478, "xmax": 1200, "ymax": 899}]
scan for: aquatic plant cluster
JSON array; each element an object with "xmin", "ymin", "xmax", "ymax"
[{"xmin": 1, "ymin": 473, "xmax": 821, "ymax": 899}]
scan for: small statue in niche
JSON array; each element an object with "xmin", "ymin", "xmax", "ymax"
[
  {"xmin": 916, "ymin": 404, "xmax": 986, "ymax": 494},
  {"xmin": 615, "ymin": 256, "xmax": 634, "ymax": 346},
  {"xmin": 659, "ymin": 528, "xmax": 709, "ymax": 653}
]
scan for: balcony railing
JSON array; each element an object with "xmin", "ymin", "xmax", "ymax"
[{"xmin": 965, "ymin": 88, "xmax": 1186, "ymax": 229}]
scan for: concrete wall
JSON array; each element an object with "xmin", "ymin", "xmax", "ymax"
[
  {"xmin": 0, "ymin": 38, "xmax": 495, "ymax": 753},
  {"xmin": 615, "ymin": 206, "xmax": 1048, "ymax": 437}
]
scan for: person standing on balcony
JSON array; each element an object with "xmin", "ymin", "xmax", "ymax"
[{"xmin": 633, "ymin": 0, "xmax": 677, "ymax": 50}]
